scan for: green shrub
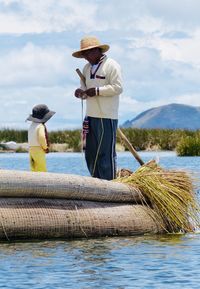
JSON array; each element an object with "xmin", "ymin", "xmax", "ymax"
[
  {"xmin": 117, "ymin": 128, "xmax": 185, "ymax": 151},
  {"xmin": 0, "ymin": 129, "xmax": 27, "ymax": 142},
  {"xmin": 65, "ymin": 130, "xmax": 82, "ymax": 152},
  {"xmin": 1, "ymin": 128, "xmax": 200, "ymax": 154},
  {"xmin": 176, "ymin": 136, "xmax": 200, "ymax": 156}
]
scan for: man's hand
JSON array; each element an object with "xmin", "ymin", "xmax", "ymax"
[
  {"xmin": 85, "ymin": 88, "xmax": 96, "ymax": 97},
  {"xmin": 74, "ymin": 89, "xmax": 87, "ymax": 99}
]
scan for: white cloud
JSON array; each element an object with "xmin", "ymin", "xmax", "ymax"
[
  {"xmin": 140, "ymin": 32, "xmax": 200, "ymax": 67},
  {"xmin": 0, "ymin": 0, "xmax": 98, "ymax": 34},
  {"xmin": 0, "ymin": 42, "xmax": 75, "ymax": 86},
  {"xmin": 172, "ymin": 93, "xmax": 200, "ymax": 107},
  {"xmin": 1, "ymin": 0, "xmax": 200, "ymax": 35},
  {"xmin": 0, "ymin": 0, "xmax": 200, "ymax": 129},
  {"xmin": 143, "ymin": 0, "xmax": 200, "ymax": 29},
  {"xmin": 0, "ymin": 85, "xmax": 82, "ymax": 129}
]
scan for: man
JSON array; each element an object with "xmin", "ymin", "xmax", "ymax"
[{"xmin": 72, "ymin": 36, "xmax": 123, "ymax": 180}]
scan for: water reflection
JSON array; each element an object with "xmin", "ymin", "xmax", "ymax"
[
  {"xmin": 0, "ymin": 152, "xmax": 200, "ymax": 288},
  {"xmin": 0, "ymin": 234, "xmax": 199, "ymax": 288}
]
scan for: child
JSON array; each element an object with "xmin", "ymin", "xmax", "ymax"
[{"xmin": 26, "ymin": 104, "xmax": 55, "ymax": 172}]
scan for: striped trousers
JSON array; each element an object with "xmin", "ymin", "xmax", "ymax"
[{"xmin": 85, "ymin": 117, "xmax": 118, "ymax": 180}]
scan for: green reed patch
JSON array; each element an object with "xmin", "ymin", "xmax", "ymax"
[
  {"xmin": 176, "ymin": 135, "xmax": 200, "ymax": 156},
  {"xmin": 0, "ymin": 128, "xmax": 200, "ymax": 154}
]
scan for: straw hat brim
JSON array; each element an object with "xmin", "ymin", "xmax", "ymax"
[
  {"xmin": 72, "ymin": 44, "xmax": 110, "ymax": 58},
  {"xmin": 26, "ymin": 111, "xmax": 55, "ymax": 123}
]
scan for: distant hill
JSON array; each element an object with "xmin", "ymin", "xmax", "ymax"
[{"xmin": 122, "ymin": 103, "xmax": 200, "ymax": 130}]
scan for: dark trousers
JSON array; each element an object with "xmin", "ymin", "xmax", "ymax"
[{"xmin": 85, "ymin": 117, "xmax": 118, "ymax": 180}]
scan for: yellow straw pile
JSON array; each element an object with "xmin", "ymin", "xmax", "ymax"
[{"xmin": 116, "ymin": 161, "xmax": 200, "ymax": 233}]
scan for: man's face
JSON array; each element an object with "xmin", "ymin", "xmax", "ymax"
[{"xmin": 82, "ymin": 48, "xmax": 102, "ymax": 64}]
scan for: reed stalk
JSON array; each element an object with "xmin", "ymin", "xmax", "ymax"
[{"xmin": 116, "ymin": 161, "xmax": 199, "ymax": 233}]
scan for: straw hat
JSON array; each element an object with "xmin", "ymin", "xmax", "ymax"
[
  {"xmin": 72, "ymin": 36, "xmax": 110, "ymax": 58},
  {"xmin": 26, "ymin": 104, "xmax": 55, "ymax": 123}
]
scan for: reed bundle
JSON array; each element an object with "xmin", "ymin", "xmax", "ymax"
[{"xmin": 116, "ymin": 161, "xmax": 199, "ymax": 233}]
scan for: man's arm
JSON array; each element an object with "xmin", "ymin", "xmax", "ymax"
[
  {"xmin": 84, "ymin": 60, "xmax": 123, "ymax": 97},
  {"xmin": 98, "ymin": 60, "xmax": 123, "ymax": 96}
]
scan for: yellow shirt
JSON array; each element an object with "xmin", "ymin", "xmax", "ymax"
[{"xmin": 28, "ymin": 122, "xmax": 48, "ymax": 150}]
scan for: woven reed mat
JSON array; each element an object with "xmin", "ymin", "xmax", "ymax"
[
  {"xmin": 0, "ymin": 169, "xmax": 141, "ymax": 203},
  {"xmin": 0, "ymin": 198, "xmax": 164, "ymax": 241}
]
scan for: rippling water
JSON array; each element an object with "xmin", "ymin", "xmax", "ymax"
[{"xmin": 0, "ymin": 151, "xmax": 200, "ymax": 289}]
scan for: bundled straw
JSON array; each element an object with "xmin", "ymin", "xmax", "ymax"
[{"xmin": 116, "ymin": 161, "xmax": 200, "ymax": 233}]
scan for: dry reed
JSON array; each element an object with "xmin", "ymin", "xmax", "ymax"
[{"xmin": 116, "ymin": 161, "xmax": 200, "ymax": 233}]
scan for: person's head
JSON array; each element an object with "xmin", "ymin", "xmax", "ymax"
[
  {"xmin": 26, "ymin": 104, "xmax": 55, "ymax": 124},
  {"xmin": 81, "ymin": 47, "xmax": 102, "ymax": 65},
  {"xmin": 72, "ymin": 36, "xmax": 109, "ymax": 64}
]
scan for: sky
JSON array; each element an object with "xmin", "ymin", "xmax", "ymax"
[{"xmin": 0, "ymin": 0, "xmax": 200, "ymax": 130}]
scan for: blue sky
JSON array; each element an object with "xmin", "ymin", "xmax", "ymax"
[{"xmin": 0, "ymin": 0, "xmax": 200, "ymax": 130}]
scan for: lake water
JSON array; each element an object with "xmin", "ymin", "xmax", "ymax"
[{"xmin": 0, "ymin": 151, "xmax": 200, "ymax": 289}]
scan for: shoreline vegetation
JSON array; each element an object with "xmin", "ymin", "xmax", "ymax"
[{"xmin": 0, "ymin": 128, "xmax": 200, "ymax": 156}]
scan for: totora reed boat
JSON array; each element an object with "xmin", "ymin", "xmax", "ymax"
[{"xmin": 0, "ymin": 169, "xmax": 167, "ymax": 241}]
